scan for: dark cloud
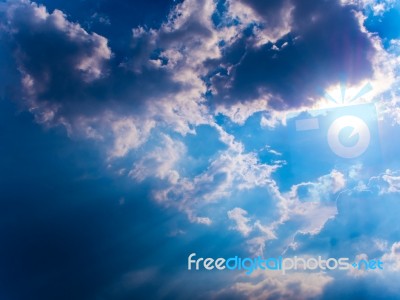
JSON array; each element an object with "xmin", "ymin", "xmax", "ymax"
[
  {"xmin": 1, "ymin": 0, "xmax": 183, "ymax": 127},
  {"xmin": 36, "ymin": 0, "xmax": 178, "ymax": 49},
  {"xmin": 2, "ymin": 0, "xmax": 377, "ymax": 128},
  {"xmin": 209, "ymin": 0, "xmax": 375, "ymax": 109},
  {"xmin": 240, "ymin": 0, "xmax": 292, "ymax": 31}
]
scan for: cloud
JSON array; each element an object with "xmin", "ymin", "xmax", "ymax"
[
  {"xmin": 224, "ymin": 167, "xmax": 400, "ymax": 299},
  {"xmin": 110, "ymin": 117, "xmax": 156, "ymax": 158},
  {"xmin": 2, "ymin": 0, "xmax": 395, "ymax": 155},
  {"xmin": 1, "ymin": 0, "xmax": 214, "ymax": 144},
  {"xmin": 244, "ymin": 169, "xmax": 342, "ymax": 255},
  {"xmin": 227, "ymin": 207, "xmax": 252, "ymax": 236},
  {"xmin": 150, "ymin": 125, "xmax": 282, "ymax": 224},
  {"xmin": 2, "ymin": 1, "xmax": 400, "ymax": 300},
  {"xmin": 3, "ymin": 0, "xmax": 111, "ymax": 115},
  {"xmin": 2, "ymin": 4, "xmax": 394, "ymax": 262},
  {"xmin": 129, "ymin": 134, "xmax": 185, "ymax": 184},
  {"xmin": 376, "ymin": 169, "xmax": 400, "ymax": 194},
  {"xmin": 228, "ymin": 0, "xmax": 293, "ymax": 44},
  {"xmin": 214, "ymin": 270, "xmax": 333, "ymax": 300},
  {"xmin": 0, "ymin": 0, "xmax": 225, "ymax": 227},
  {"xmin": 208, "ymin": 0, "xmax": 375, "ymax": 110},
  {"xmin": 351, "ymin": 169, "xmax": 400, "ymax": 195},
  {"xmin": 289, "ymin": 168, "xmax": 400, "ymax": 261},
  {"xmin": 381, "ymin": 241, "xmax": 400, "ymax": 271},
  {"xmin": 286, "ymin": 169, "xmax": 346, "ymax": 202},
  {"xmin": 2, "ymin": 0, "xmax": 397, "ymax": 142}
]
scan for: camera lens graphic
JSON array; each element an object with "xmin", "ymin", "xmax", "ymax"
[{"xmin": 327, "ymin": 115, "xmax": 371, "ymax": 159}]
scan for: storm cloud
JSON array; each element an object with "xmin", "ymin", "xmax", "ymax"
[{"xmin": 208, "ymin": 0, "xmax": 375, "ymax": 109}]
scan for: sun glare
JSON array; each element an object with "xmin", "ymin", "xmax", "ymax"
[{"xmin": 322, "ymin": 81, "xmax": 374, "ymax": 108}]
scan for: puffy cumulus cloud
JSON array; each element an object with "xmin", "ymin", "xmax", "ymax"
[
  {"xmin": 214, "ymin": 168, "xmax": 400, "ymax": 300},
  {"xmin": 200, "ymin": 146, "xmax": 278, "ymax": 193},
  {"xmin": 215, "ymin": 98, "xmax": 270, "ymax": 125},
  {"xmin": 2, "ymin": 0, "xmax": 111, "ymax": 116},
  {"xmin": 228, "ymin": 0, "xmax": 293, "ymax": 44},
  {"xmin": 288, "ymin": 177, "xmax": 400, "ymax": 262},
  {"xmin": 285, "ymin": 166, "xmax": 400, "ymax": 247},
  {"xmin": 129, "ymin": 134, "xmax": 185, "ymax": 184},
  {"xmin": 244, "ymin": 170, "xmax": 343, "ymax": 255},
  {"xmin": 379, "ymin": 85, "xmax": 400, "ymax": 126},
  {"xmin": 224, "ymin": 167, "xmax": 400, "ymax": 294},
  {"xmin": 149, "ymin": 125, "xmax": 282, "ymax": 225},
  {"xmin": 0, "ymin": 0, "xmax": 215, "ymax": 151},
  {"xmin": 368, "ymin": 169, "xmax": 400, "ymax": 195},
  {"xmin": 375, "ymin": 169, "xmax": 400, "ymax": 194},
  {"xmin": 110, "ymin": 117, "xmax": 156, "ymax": 158},
  {"xmin": 361, "ymin": 33, "xmax": 400, "ymax": 122},
  {"xmin": 286, "ymin": 169, "xmax": 346, "ymax": 203},
  {"xmin": 213, "ymin": 270, "xmax": 333, "ymax": 300},
  {"xmin": 199, "ymin": 168, "xmax": 345, "ymax": 256},
  {"xmin": 247, "ymin": 163, "xmax": 400, "ymax": 256},
  {"xmin": 354, "ymin": 169, "xmax": 400, "ymax": 195},
  {"xmin": 208, "ymin": 0, "xmax": 375, "ymax": 111},
  {"xmin": 125, "ymin": 0, "xmax": 220, "ymax": 92},
  {"xmin": 227, "ymin": 207, "xmax": 252, "ymax": 236},
  {"xmin": 375, "ymin": 39, "xmax": 400, "ymax": 122},
  {"xmin": 381, "ymin": 241, "xmax": 400, "ymax": 272}
]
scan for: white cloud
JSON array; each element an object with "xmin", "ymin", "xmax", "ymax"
[
  {"xmin": 129, "ymin": 134, "xmax": 185, "ymax": 184},
  {"xmin": 367, "ymin": 169, "xmax": 400, "ymax": 195},
  {"xmin": 381, "ymin": 241, "xmax": 400, "ymax": 272},
  {"xmin": 342, "ymin": 0, "xmax": 398, "ymax": 16},
  {"xmin": 291, "ymin": 170, "xmax": 345, "ymax": 200},
  {"xmin": 149, "ymin": 125, "xmax": 282, "ymax": 225},
  {"xmin": 215, "ymin": 98, "xmax": 270, "ymax": 125},
  {"xmin": 227, "ymin": 207, "xmax": 252, "ymax": 236},
  {"xmin": 214, "ymin": 270, "xmax": 333, "ymax": 300},
  {"xmin": 245, "ymin": 169, "xmax": 344, "ymax": 256},
  {"xmin": 227, "ymin": 0, "xmax": 293, "ymax": 44},
  {"xmin": 381, "ymin": 170, "xmax": 400, "ymax": 194},
  {"xmin": 110, "ymin": 117, "xmax": 156, "ymax": 158},
  {"xmin": 381, "ymin": 171, "xmax": 400, "ymax": 194}
]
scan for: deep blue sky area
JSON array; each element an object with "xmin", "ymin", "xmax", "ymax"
[
  {"xmin": 365, "ymin": 7, "xmax": 400, "ymax": 46},
  {"xmin": 0, "ymin": 99, "xmax": 151, "ymax": 299},
  {"xmin": 0, "ymin": 100, "xmax": 245, "ymax": 300},
  {"xmin": 0, "ymin": 0, "xmax": 400, "ymax": 299}
]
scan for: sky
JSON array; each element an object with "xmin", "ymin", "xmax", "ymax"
[{"xmin": 0, "ymin": 0, "xmax": 400, "ymax": 299}]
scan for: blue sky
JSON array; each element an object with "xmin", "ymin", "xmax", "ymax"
[{"xmin": 1, "ymin": 0, "xmax": 400, "ymax": 299}]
